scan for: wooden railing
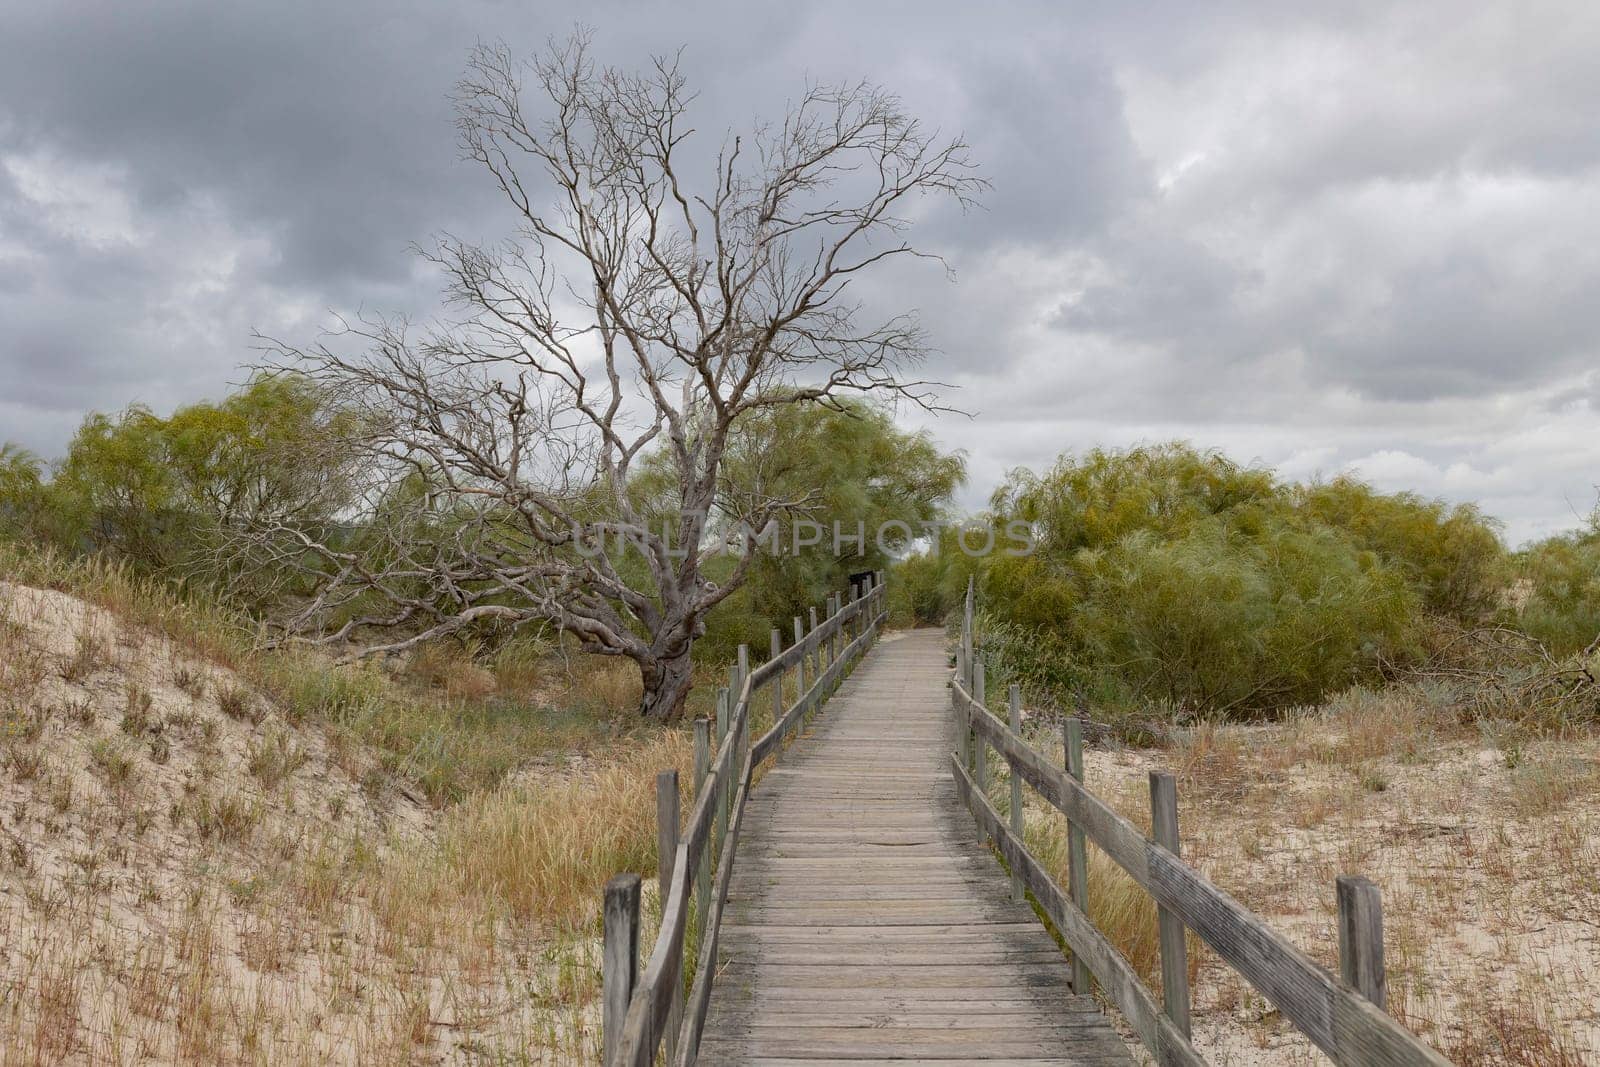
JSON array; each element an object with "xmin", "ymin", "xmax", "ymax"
[
  {"xmin": 952, "ymin": 580, "xmax": 1453, "ymax": 1067},
  {"xmin": 601, "ymin": 572, "xmax": 890, "ymax": 1067}
]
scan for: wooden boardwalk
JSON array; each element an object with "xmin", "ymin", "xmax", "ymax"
[{"xmin": 697, "ymin": 629, "xmax": 1134, "ymax": 1065}]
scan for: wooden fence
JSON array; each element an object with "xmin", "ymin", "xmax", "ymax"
[
  {"xmin": 952, "ymin": 581, "xmax": 1453, "ymax": 1066},
  {"xmin": 601, "ymin": 572, "xmax": 890, "ymax": 1067}
]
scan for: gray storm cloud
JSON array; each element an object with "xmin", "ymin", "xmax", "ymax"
[{"xmin": 1, "ymin": 0, "xmax": 1596, "ymax": 542}]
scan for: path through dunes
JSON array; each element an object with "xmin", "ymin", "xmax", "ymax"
[{"xmin": 696, "ymin": 629, "xmax": 1134, "ymax": 1065}]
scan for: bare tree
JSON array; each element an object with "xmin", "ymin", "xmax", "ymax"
[{"xmin": 254, "ymin": 34, "xmax": 983, "ymax": 719}]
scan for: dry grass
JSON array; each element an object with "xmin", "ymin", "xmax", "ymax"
[
  {"xmin": 1506, "ymin": 755, "xmax": 1600, "ymax": 816},
  {"xmin": 244, "ymin": 725, "xmax": 308, "ymax": 790},
  {"xmin": 406, "ymin": 639, "xmax": 498, "ymax": 702},
  {"xmin": 1056, "ymin": 683, "xmax": 1600, "ymax": 1064},
  {"xmin": 563, "ymin": 653, "xmax": 645, "ymax": 718},
  {"xmin": 0, "ymin": 554, "xmax": 701, "ymax": 1064},
  {"xmin": 1016, "ymin": 756, "xmax": 1199, "ymax": 996},
  {"xmin": 436, "ymin": 731, "xmax": 693, "ymax": 929},
  {"xmin": 491, "ymin": 634, "xmax": 549, "ymax": 698},
  {"xmin": 1443, "ymin": 980, "xmax": 1592, "ymax": 1065}
]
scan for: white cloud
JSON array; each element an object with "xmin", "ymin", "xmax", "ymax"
[
  {"xmin": 3, "ymin": 151, "xmax": 142, "ymax": 248},
  {"xmin": 0, "ymin": 0, "xmax": 1596, "ymax": 545}
]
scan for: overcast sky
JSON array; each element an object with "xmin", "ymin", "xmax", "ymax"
[{"xmin": 2, "ymin": 1, "xmax": 1597, "ymax": 543}]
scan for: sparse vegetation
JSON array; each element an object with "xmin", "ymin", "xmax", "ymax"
[
  {"xmin": 214, "ymin": 682, "xmax": 261, "ymax": 725},
  {"xmin": 0, "ymin": 546, "xmax": 690, "ymax": 1062},
  {"xmin": 998, "ymin": 680, "xmax": 1600, "ymax": 1063},
  {"xmin": 88, "ymin": 737, "xmax": 136, "ymax": 785},
  {"xmin": 245, "ymin": 725, "xmax": 308, "ymax": 790}
]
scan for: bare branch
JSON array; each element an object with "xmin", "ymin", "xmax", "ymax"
[{"xmin": 247, "ymin": 33, "xmax": 982, "ymax": 718}]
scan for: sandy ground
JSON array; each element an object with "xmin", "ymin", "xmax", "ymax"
[
  {"xmin": 6, "ymin": 591, "xmax": 1594, "ymax": 1064},
  {"xmin": 0, "ymin": 582, "xmax": 601, "ymax": 1064},
  {"xmin": 1057, "ymin": 694, "xmax": 1600, "ymax": 1065}
]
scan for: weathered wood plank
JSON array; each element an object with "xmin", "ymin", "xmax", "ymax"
[
  {"xmin": 693, "ymin": 1031, "xmax": 1134, "ymax": 1059},
  {"xmin": 1338, "ymin": 874, "xmax": 1386, "ymax": 1010},
  {"xmin": 602, "ymin": 874, "xmax": 641, "ymax": 1066},
  {"xmin": 952, "ymin": 754, "xmax": 1204, "ymax": 1067},
  {"xmin": 1149, "ymin": 771, "xmax": 1192, "ymax": 1039},
  {"xmin": 699, "ymin": 1060, "xmax": 1120, "ymax": 1067},
  {"xmin": 697, "ymin": 630, "xmax": 1134, "ymax": 1066}
]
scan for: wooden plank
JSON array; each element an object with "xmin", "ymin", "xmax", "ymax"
[
  {"xmin": 953, "ymin": 755, "xmax": 1203, "ymax": 1067},
  {"xmin": 710, "ymin": 964, "xmax": 1085, "ymax": 989},
  {"xmin": 973, "ymin": 655, "xmax": 988, "ymax": 846},
  {"xmin": 704, "ymin": 1011, "xmax": 1113, "ymax": 1029},
  {"xmin": 693, "ymin": 1031, "xmax": 1133, "ymax": 1059},
  {"xmin": 709, "ymin": 989, "xmax": 1095, "ymax": 1007},
  {"xmin": 1009, "ymin": 684, "xmax": 1025, "ymax": 902},
  {"xmin": 699, "ymin": 1060, "xmax": 1117, "ymax": 1067},
  {"xmin": 692, "ymin": 720, "xmax": 712, "ymax": 954},
  {"xmin": 1063, "ymin": 716, "xmax": 1091, "ymax": 995},
  {"xmin": 716, "ymin": 922, "xmax": 1050, "ymax": 939},
  {"xmin": 723, "ymin": 947, "xmax": 1070, "ymax": 967},
  {"xmin": 696, "ymin": 630, "xmax": 1133, "ymax": 1066},
  {"xmin": 768, "ymin": 628, "xmax": 782, "ymax": 734}
]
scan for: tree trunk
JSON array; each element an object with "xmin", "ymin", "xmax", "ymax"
[{"xmin": 638, "ymin": 647, "xmax": 695, "ymax": 721}]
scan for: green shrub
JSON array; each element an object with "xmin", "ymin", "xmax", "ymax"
[
  {"xmin": 890, "ymin": 550, "xmax": 953, "ymax": 626},
  {"xmin": 1296, "ymin": 476, "xmax": 1503, "ymax": 619},
  {"xmin": 972, "ymin": 444, "xmax": 1432, "ymax": 719},
  {"xmin": 1509, "ymin": 532, "xmax": 1600, "ymax": 657}
]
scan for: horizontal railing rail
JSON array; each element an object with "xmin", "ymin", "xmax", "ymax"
[
  {"xmin": 603, "ymin": 572, "xmax": 889, "ymax": 1067},
  {"xmin": 952, "ymin": 580, "xmax": 1452, "ymax": 1067}
]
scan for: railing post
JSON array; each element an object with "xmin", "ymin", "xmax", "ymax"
[
  {"xmin": 692, "ymin": 719, "xmax": 711, "ymax": 941},
  {"xmin": 656, "ymin": 770, "xmax": 682, "ymax": 1063},
  {"xmin": 716, "ymin": 688, "xmax": 731, "ymax": 848},
  {"xmin": 1008, "ymin": 684, "xmax": 1025, "ymax": 903},
  {"xmin": 826, "ymin": 594, "xmax": 839, "ymax": 691},
  {"xmin": 825, "ymin": 591, "xmax": 838, "ymax": 694},
  {"xmin": 962, "ymin": 576, "xmax": 974, "ymax": 688},
  {"xmin": 973, "ymin": 655, "xmax": 988, "ymax": 844},
  {"xmin": 602, "ymin": 872, "xmax": 641, "ymax": 1065},
  {"xmin": 736, "ymin": 644, "xmax": 751, "ymax": 768},
  {"xmin": 808, "ymin": 606, "xmax": 820, "ymax": 686},
  {"xmin": 1149, "ymin": 771, "xmax": 1191, "ymax": 1038},
  {"xmin": 1063, "ymin": 717, "xmax": 1090, "ymax": 994},
  {"xmin": 770, "ymin": 628, "xmax": 783, "ymax": 733},
  {"xmin": 792, "ymin": 616, "xmax": 807, "ymax": 720},
  {"xmin": 1337, "ymin": 874, "xmax": 1387, "ymax": 1010},
  {"xmin": 954, "ymin": 656, "xmax": 970, "ymax": 769}
]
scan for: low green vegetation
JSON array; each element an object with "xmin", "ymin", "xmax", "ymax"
[
  {"xmin": 1, "ymin": 376, "xmax": 349, "ymax": 592},
  {"xmin": 1, "ymin": 381, "xmax": 964, "ymax": 700},
  {"xmin": 897, "ymin": 442, "xmax": 1599, "ymax": 730},
  {"xmin": 5, "ymin": 382, "xmax": 1595, "ymax": 738},
  {"xmin": 1513, "ymin": 525, "xmax": 1600, "ymax": 656}
]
